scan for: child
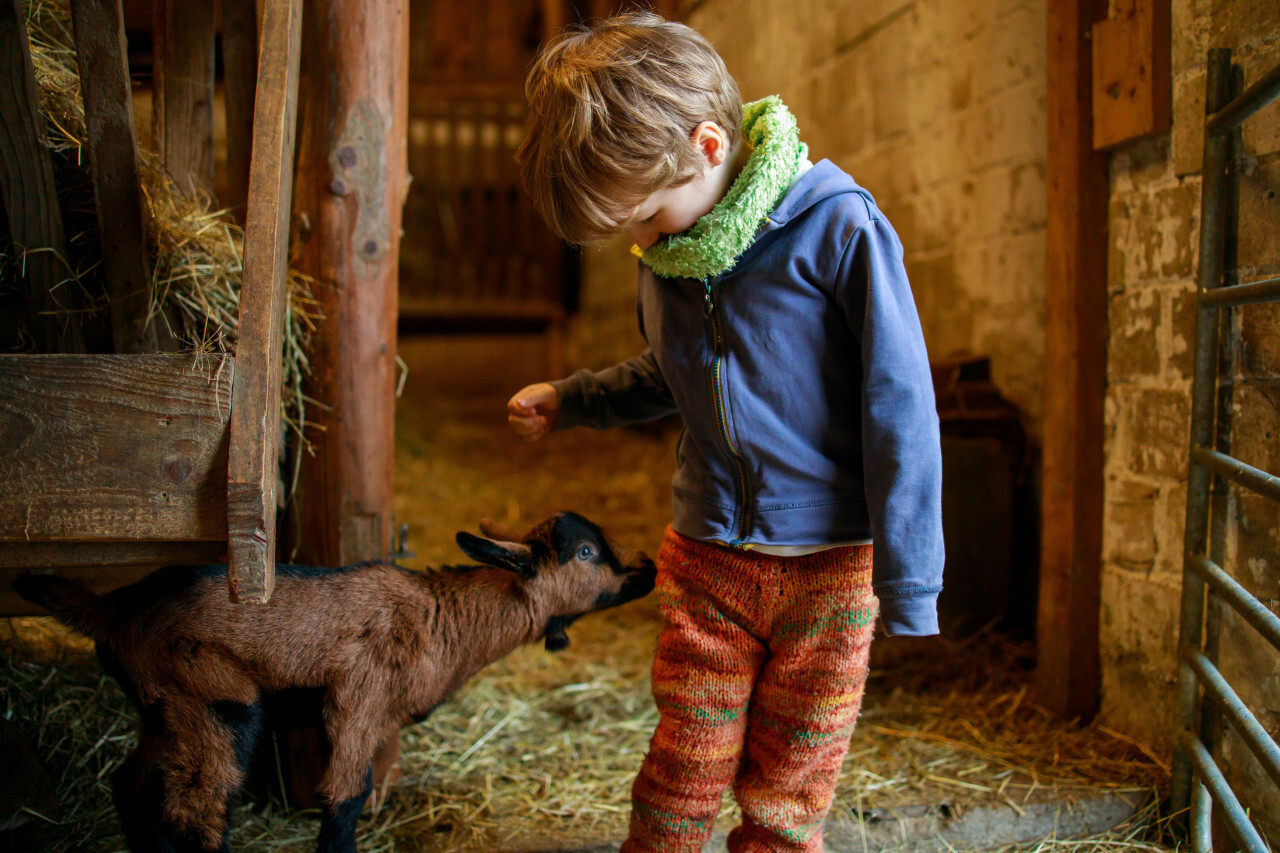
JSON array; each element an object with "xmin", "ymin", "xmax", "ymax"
[{"xmin": 507, "ymin": 12, "xmax": 944, "ymax": 853}]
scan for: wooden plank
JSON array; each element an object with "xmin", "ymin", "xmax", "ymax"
[
  {"xmin": 151, "ymin": 0, "xmax": 215, "ymax": 192},
  {"xmin": 226, "ymin": 0, "xmax": 304, "ymax": 605},
  {"xmin": 222, "ymin": 0, "xmax": 259, "ymax": 224},
  {"xmin": 1091, "ymin": 0, "xmax": 1171, "ymax": 150},
  {"xmin": 0, "ymin": 0, "xmax": 84, "ymax": 354},
  {"xmin": 1037, "ymin": 0, "xmax": 1111, "ymax": 721},
  {"xmin": 0, "ymin": 354, "xmax": 232, "ymax": 542},
  {"xmin": 69, "ymin": 0, "xmax": 167, "ymax": 354}
]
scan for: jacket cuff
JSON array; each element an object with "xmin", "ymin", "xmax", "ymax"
[
  {"xmin": 877, "ymin": 591, "xmax": 941, "ymax": 637},
  {"xmin": 548, "ymin": 373, "xmax": 588, "ymax": 431}
]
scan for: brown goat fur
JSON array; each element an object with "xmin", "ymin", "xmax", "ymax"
[{"xmin": 14, "ymin": 512, "xmax": 655, "ymax": 853}]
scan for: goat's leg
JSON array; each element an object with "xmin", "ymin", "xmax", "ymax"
[
  {"xmin": 112, "ymin": 704, "xmax": 174, "ymax": 853},
  {"xmin": 158, "ymin": 695, "xmax": 259, "ymax": 853},
  {"xmin": 313, "ymin": 682, "xmax": 384, "ymax": 851},
  {"xmin": 315, "ymin": 763, "xmax": 372, "ymax": 853}
]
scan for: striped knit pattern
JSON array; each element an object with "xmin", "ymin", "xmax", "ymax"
[{"xmin": 621, "ymin": 527, "xmax": 877, "ymax": 853}]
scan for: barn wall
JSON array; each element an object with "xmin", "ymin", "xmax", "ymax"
[
  {"xmin": 1100, "ymin": 0, "xmax": 1280, "ymax": 827},
  {"xmin": 571, "ymin": 0, "xmax": 1049, "ymax": 435}
]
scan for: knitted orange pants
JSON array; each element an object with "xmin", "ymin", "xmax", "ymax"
[{"xmin": 621, "ymin": 526, "xmax": 877, "ymax": 853}]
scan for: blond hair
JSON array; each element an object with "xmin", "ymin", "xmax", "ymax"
[{"xmin": 517, "ymin": 12, "xmax": 742, "ymax": 245}]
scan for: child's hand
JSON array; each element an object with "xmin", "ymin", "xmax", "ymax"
[{"xmin": 507, "ymin": 383, "xmax": 560, "ymax": 442}]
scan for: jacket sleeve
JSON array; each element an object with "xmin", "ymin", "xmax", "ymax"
[
  {"xmin": 549, "ymin": 349, "xmax": 678, "ymax": 431},
  {"xmin": 837, "ymin": 215, "xmax": 945, "ymax": 637}
]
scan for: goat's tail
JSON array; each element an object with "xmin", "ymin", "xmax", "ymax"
[{"xmin": 12, "ymin": 574, "xmax": 108, "ymax": 639}]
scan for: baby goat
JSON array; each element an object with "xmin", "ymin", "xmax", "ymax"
[{"xmin": 14, "ymin": 511, "xmax": 655, "ymax": 853}]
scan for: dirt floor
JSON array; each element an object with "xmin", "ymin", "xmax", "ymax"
[{"xmin": 0, "ymin": 334, "xmax": 1177, "ymax": 852}]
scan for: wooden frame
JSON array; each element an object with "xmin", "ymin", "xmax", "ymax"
[
  {"xmin": 0, "ymin": 0, "xmax": 304, "ymax": 612},
  {"xmin": 1037, "ymin": 0, "xmax": 1111, "ymax": 721}
]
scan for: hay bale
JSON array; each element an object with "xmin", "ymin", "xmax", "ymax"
[{"xmin": 1, "ymin": 0, "xmax": 320, "ymax": 450}]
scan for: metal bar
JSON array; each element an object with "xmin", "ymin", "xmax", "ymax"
[
  {"xmin": 1207, "ymin": 58, "xmax": 1280, "ymax": 138},
  {"xmin": 1200, "ymin": 276, "xmax": 1280, "ymax": 307},
  {"xmin": 1185, "ymin": 649, "xmax": 1280, "ymax": 790},
  {"xmin": 1177, "ymin": 732, "xmax": 1270, "ymax": 853},
  {"xmin": 1188, "ymin": 555, "xmax": 1280, "ymax": 652},
  {"xmin": 1192, "ymin": 446, "xmax": 1280, "ymax": 503},
  {"xmin": 1173, "ymin": 46, "xmax": 1236, "ymax": 818},
  {"xmin": 1190, "ymin": 779, "xmax": 1213, "ymax": 853}
]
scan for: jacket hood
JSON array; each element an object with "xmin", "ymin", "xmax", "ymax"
[
  {"xmin": 725, "ymin": 159, "xmax": 872, "ymax": 273},
  {"xmin": 765, "ymin": 159, "xmax": 870, "ymax": 227}
]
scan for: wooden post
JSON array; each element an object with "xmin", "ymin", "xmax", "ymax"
[
  {"xmin": 286, "ymin": 0, "xmax": 408, "ymax": 801},
  {"xmin": 0, "ymin": 0, "xmax": 84, "ymax": 353},
  {"xmin": 152, "ymin": 0, "xmax": 215, "ymax": 193},
  {"xmin": 222, "ymin": 0, "xmax": 259, "ymax": 224},
  {"xmin": 226, "ymin": 0, "xmax": 304, "ymax": 605},
  {"xmin": 69, "ymin": 0, "xmax": 168, "ymax": 354},
  {"xmin": 1037, "ymin": 0, "xmax": 1110, "ymax": 721}
]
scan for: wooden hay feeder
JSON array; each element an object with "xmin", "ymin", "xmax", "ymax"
[{"xmin": 0, "ymin": 0, "xmax": 304, "ymax": 610}]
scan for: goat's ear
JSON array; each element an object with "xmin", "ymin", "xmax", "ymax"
[
  {"xmin": 544, "ymin": 615, "xmax": 572, "ymax": 652},
  {"xmin": 455, "ymin": 532, "xmax": 535, "ymax": 579}
]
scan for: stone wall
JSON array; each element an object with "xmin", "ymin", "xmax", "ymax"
[
  {"xmin": 1100, "ymin": 0, "xmax": 1280, "ymax": 830},
  {"xmin": 571, "ymin": 0, "xmax": 1049, "ymax": 435}
]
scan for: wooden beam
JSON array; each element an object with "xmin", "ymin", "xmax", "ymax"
[
  {"xmin": 222, "ymin": 0, "xmax": 259, "ymax": 224},
  {"xmin": 1037, "ymin": 0, "xmax": 1111, "ymax": 721},
  {"xmin": 289, "ymin": 0, "xmax": 406, "ymax": 571},
  {"xmin": 151, "ymin": 0, "xmax": 215, "ymax": 192},
  {"xmin": 69, "ymin": 0, "xmax": 168, "ymax": 354},
  {"xmin": 1091, "ymin": 0, "xmax": 1171, "ymax": 150},
  {"xmin": 226, "ymin": 0, "xmax": 304, "ymax": 605},
  {"xmin": 0, "ymin": 354, "xmax": 232, "ymax": 542},
  {"xmin": 285, "ymin": 0, "xmax": 409, "ymax": 804},
  {"xmin": 0, "ymin": 0, "xmax": 84, "ymax": 354}
]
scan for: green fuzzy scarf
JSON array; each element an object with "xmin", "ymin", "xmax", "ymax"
[{"xmin": 640, "ymin": 96, "xmax": 808, "ymax": 280}]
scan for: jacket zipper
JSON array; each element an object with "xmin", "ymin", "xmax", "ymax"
[{"xmin": 703, "ymin": 276, "xmax": 754, "ymax": 545}]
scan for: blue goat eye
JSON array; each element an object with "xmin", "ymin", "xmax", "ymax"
[{"xmin": 578, "ymin": 545, "xmax": 593, "ymax": 560}]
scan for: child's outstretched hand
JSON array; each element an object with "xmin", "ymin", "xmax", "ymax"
[{"xmin": 507, "ymin": 383, "xmax": 560, "ymax": 442}]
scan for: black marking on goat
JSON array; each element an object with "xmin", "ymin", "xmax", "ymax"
[
  {"xmin": 112, "ymin": 754, "xmax": 173, "ymax": 853},
  {"xmin": 317, "ymin": 764, "xmax": 372, "ymax": 853},
  {"xmin": 409, "ymin": 702, "xmax": 442, "ymax": 725},
  {"xmin": 597, "ymin": 570, "xmax": 657, "ymax": 607},
  {"xmin": 261, "ymin": 687, "xmax": 328, "ymax": 731},
  {"xmin": 122, "ymin": 564, "xmax": 227, "ymax": 599},
  {"xmin": 97, "ymin": 644, "xmax": 143, "ymax": 708},
  {"xmin": 543, "ymin": 615, "xmax": 580, "ymax": 651},
  {"xmin": 209, "ymin": 700, "xmax": 264, "ymax": 773},
  {"xmin": 276, "ymin": 562, "xmax": 368, "ymax": 579}
]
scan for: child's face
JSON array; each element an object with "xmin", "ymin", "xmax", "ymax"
[
  {"xmin": 625, "ymin": 121, "xmax": 743, "ymax": 251},
  {"xmin": 626, "ymin": 172, "xmax": 723, "ymax": 250}
]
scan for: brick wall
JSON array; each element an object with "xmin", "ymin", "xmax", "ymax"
[
  {"xmin": 1100, "ymin": 0, "xmax": 1280, "ymax": 830},
  {"xmin": 572, "ymin": 0, "xmax": 1049, "ymax": 433}
]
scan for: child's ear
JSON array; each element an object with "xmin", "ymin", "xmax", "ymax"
[{"xmin": 690, "ymin": 121, "xmax": 730, "ymax": 168}]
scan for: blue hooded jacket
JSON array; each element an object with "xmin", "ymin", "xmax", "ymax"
[{"xmin": 551, "ymin": 160, "xmax": 944, "ymax": 636}]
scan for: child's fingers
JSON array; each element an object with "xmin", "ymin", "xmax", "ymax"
[{"xmin": 508, "ymin": 412, "xmax": 547, "ymax": 441}]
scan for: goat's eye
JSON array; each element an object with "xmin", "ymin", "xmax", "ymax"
[{"xmin": 577, "ymin": 545, "xmax": 594, "ymax": 560}]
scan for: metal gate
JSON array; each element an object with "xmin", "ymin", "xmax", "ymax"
[{"xmin": 1172, "ymin": 48, "xmax": 1280, "ymax": 852}]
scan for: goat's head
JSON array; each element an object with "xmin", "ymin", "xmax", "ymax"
[{"xmin": 455, "ymin": 512, "xmax": 656, "ymax": 650}]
